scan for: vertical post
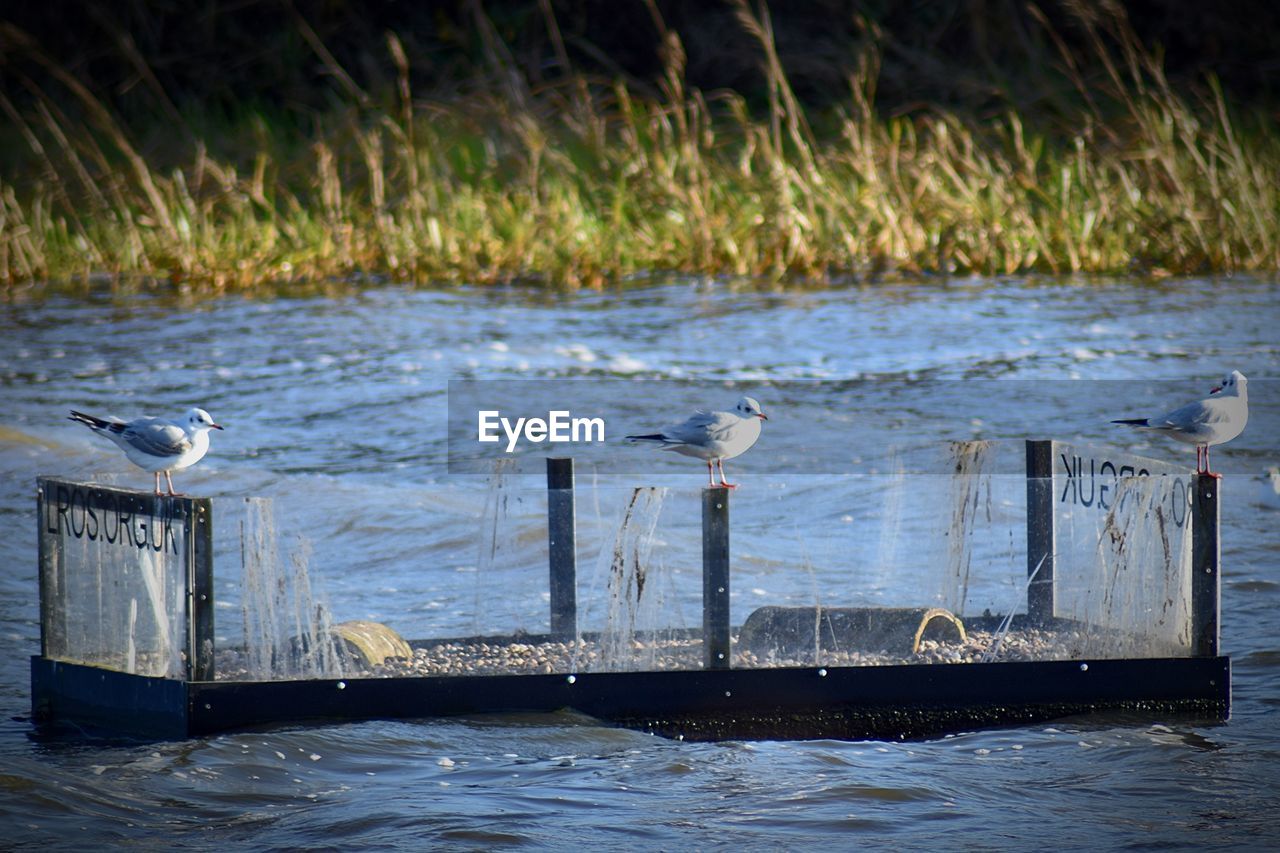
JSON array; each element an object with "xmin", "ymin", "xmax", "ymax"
[
  {"xmin": 188, "ymin": 497, "xmax": 216, "ymax": 681},
  {"xmin": 547, "ymin": 457, "xmax": 577, "ymax": 640},
  {"xmin": 36, "ymin": 478, "xmax": 62, "ymax": 660},
  {"xmin": 1025, "ymin": 440, "xmax": 1055, "ymax": 625},
  {"xmin": 702, "ymin": 488, "xmax": 731, "ymax": 670},
  {"xmin": 1191, "ymin": 474, "xmax": 1220, "ymax": 657}
]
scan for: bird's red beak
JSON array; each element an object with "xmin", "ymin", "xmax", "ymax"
[
  {"xmin": 758, "ymin": 413, "xmax": 768, "ymax": 420},
  {"xmin": 1210, "ymin": 386, "xmax": 1222, "ymax": 395},
  {"xmin": 212, "ymin": 423, "xmax": 225, "ymax": 430}
]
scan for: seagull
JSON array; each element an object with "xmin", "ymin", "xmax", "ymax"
[
  {"xmin": 69, "ymin": 408, "xmax": 224, "ymax": 496},
  {"xmin": 1111, "ymin": 370, "xmax": 1248, "ymax": 477},
  {"xmin": 625, "ymin": 396, "xmax": 767, "ymax": 489}
]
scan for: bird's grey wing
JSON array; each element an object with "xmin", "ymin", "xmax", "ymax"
[
  {"xmin": 1156, "ymin": 398, "xmax": 1227, "ymax": 430},
  {"xmin": 122, "ymin": 419, "xmax": 192, "ymax": 456},
  {"xmin": 665, "ymin": 410, "xmax": 734, "ymax": 443}
]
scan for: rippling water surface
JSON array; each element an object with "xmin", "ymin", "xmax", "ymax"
[{"xmin": 1, "ymin": 276, "xmax": 1278, "ymax": 849}]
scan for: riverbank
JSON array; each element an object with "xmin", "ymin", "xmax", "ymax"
[{"xmin": 1, "ymin": 3, "xmax": 1277, "ymax": 290}]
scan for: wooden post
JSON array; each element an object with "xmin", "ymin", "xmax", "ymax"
[
  {"xmin": 1025, "ymin": 440, "xmax": 1055, "ymax": 625},
  {"xmin": 1191, "ymin": 474, "xmax": 1221, "ymax": 657},
  {"xmin": 188, "ymin": 497, "xmax": 216, "ymax": 681},
  {"xmin": 702, "ymin": 488, "xmax": 731, "ymax": 670},
  {"xmin": 547, "ymin": 457, "xmax": 577, "ymax": 640}
]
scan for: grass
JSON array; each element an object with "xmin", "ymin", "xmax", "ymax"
[{"xmin": 0, "ymin": 3, "xmax": 1277, "ymax": 290}]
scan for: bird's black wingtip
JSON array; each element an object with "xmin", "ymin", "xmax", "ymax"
[
  {"xmin": 68, "ymin": 410, "xmax": 113, "ymax": 430},
  {"xmin": 1111, "ymin": 418, "xmax": 1149, "ymax": 426}
]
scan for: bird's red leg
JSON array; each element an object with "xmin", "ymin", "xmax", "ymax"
[
  {"xmin": 164, "ymin": 471, "xmax": 183, "ymax": 496},
  {"xmin": 717, "ymin": 458, "xmax": 738, "ymax": 489},
  {"xmin": 153, "ymin": 472, "xmax": 163, "ymax": 496},
  {"xmin": 706, "ymin": 459, "xmax": 716, "ymax": 488},
  {"xmin": 1204, "ymin": 445, "xmax": 1222, "ymax": 479}
]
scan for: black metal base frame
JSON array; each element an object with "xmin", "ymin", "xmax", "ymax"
[{"xmin": 32, "ymin": 654, "xmax": 1230, "ymax": 742}]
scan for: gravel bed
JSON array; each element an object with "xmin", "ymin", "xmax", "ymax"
[{"xmin": 213, "ymin": 624, "xmax": 1166, "ymax": 680}]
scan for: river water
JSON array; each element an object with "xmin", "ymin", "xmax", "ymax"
[{"xmin": 1, "ymin": 276, "xmax": 1277, "ymax": 849}]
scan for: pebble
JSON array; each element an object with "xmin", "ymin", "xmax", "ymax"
[{"xmin": 214, "ymin": 625, "xmax": 1142, "ymax": 681}]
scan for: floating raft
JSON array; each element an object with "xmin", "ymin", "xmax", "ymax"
[
  {"xmin": 30, "ymin": 441, "xmax": 1231, "ymax": 741},
  {"xmin": 31, "ymin": 651, "xmax": 1228, "ymax": 741}
]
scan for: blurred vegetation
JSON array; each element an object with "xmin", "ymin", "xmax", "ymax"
[{"xmin": 0, "ymin": 0, "xmax": 1277, "ymax": 289}]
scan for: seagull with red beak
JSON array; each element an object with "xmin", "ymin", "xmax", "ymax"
[
  {"xmin": 1112, "ymin": 370, "xmax": 1248, "ymax": 477},
  {"xmin": 69, "ymin": 407, "xmax": 225, "ymax": 495},
  {"xmin": 626, "ymin": 396, "xmax": 768, "ymax": 488}
]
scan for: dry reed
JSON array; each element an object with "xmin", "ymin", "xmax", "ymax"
[{"xmin": 0, "ymin": 5, "xmax": 1276, "ymax": 291}]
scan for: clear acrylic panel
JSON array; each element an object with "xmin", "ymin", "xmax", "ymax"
[
  {"xmin": 208, "ymin": 441, "xmax": 1196, "ymax": 683},
  {"xmin": 39, "ymin": 483, "xmax": 189, "ymax": 678}
]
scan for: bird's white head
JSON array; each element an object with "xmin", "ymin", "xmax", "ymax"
[
  {"xmin": 1211, "ymin": 370, "xmax": 1247, "ymax": 397},
  {"xmin": 735, "ymin": 396, "xmax": 768, "ymax": 420},
  {"xmin": 186, "ymin": 408, "xmax": 224, "ymax": 432}
]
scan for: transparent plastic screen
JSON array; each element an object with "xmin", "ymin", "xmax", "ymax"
[
  {"xmin": 203, "ymin": 440, "xmax": 1197, "ymax": 682},
  {"xmin": 40, "ymin": 484, "xmax": 188, "ymax": 678}
]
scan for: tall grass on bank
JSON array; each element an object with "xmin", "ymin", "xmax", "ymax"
[{"xmin": 0, "ymin": 5, "xmax": 1277, "ymax": 289}]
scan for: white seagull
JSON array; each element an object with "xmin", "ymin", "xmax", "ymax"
[
  {"xmin": 625, "ymin": 396, "xmax": 768, "ymax": 489},
  {"xmin": 69, "ymin": 407, "xmax": 224, "ymax": 496},
  {"xmin": 1111, "ymin": 370, "xmax": 1248, "ymax": 477}
]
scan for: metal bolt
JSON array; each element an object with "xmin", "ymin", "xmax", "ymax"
[{"xmin": 1079, "ymin": 663, "xmax": 1089, "ymax": 672}]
